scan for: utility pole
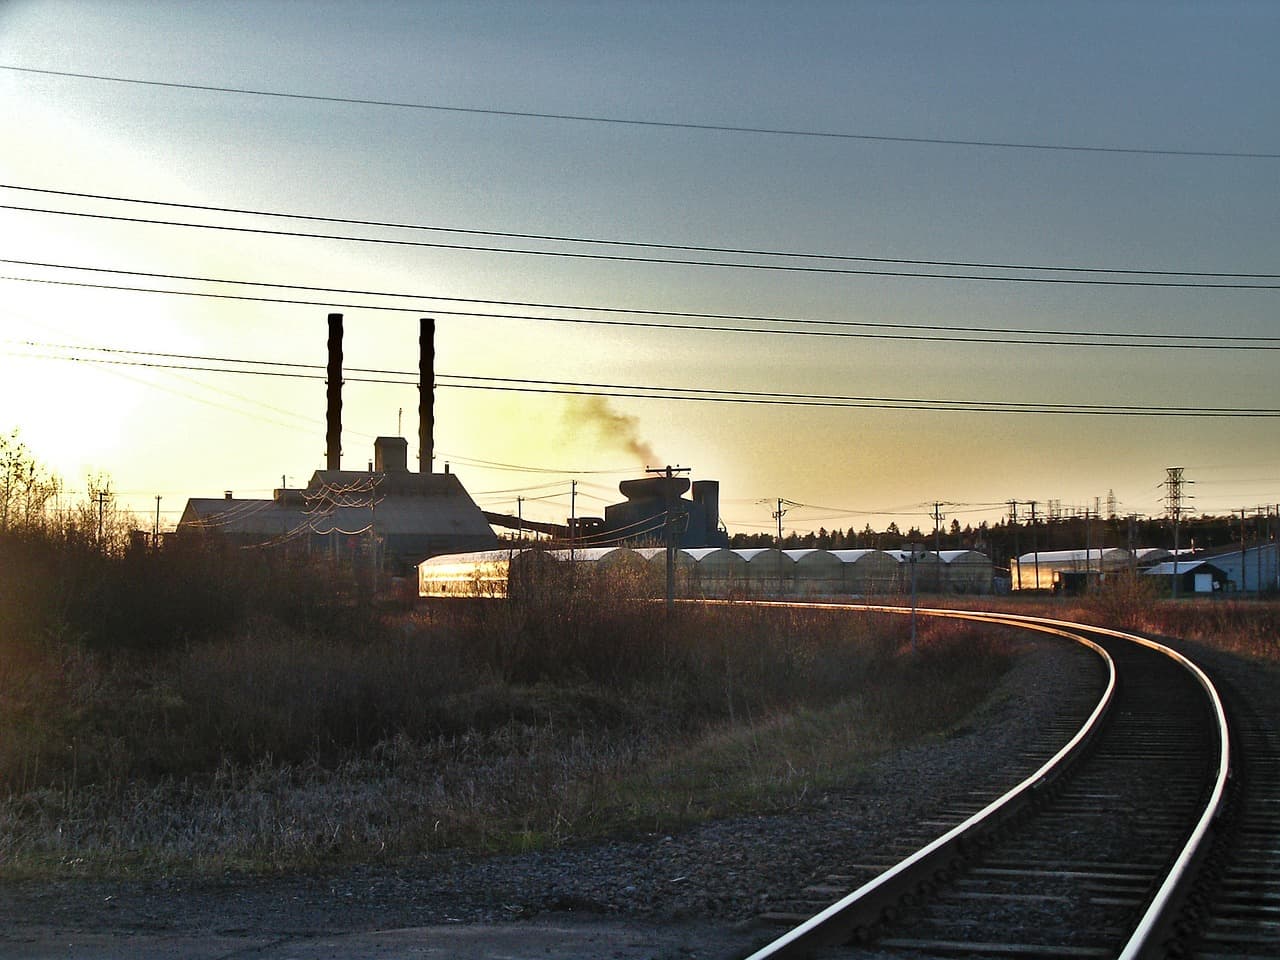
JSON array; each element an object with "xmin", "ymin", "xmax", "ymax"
[
  {"xmin": 770, "ymin": 498, "xmax": 791, "ymax": 595},
  {"xmin": 1007, "ymin": 500, "xmax": 1020, "ymax": 589},
  {"xmin": 647, "ymin": 465, "xmax": 690, "ymax": 612},
  {"xmin": 1083, "ymin": 508, "xmax": 1092, "ymax": 590},
  {"xmin": 569, "ymin": 480, "xmax": 577, "ymax": 556},
  {"xmin": 517, "ymin": 496, "xmax": 524, "ymax": 543},
  {"xmin": 95, "ymin": 486, "xmax": 110, "ymax": 544},
  {"xmin": 932, "ymin": 501, "xmax": 945, "ymax": 556},
  {"xmin": 1257, "ymin": 507, "xmax": 1265, "ymax": 597},
  {"xmin": 1029, "ymin": 501, "xmax": 1040, "ymax": 590},
  {"xmin": 905, "ymin": 543, "xmax": 925, "ymax": 653},
  {"xmin": 154, "ymin": 495, "xmax": 161, "ymax": 549},
  {"xmin": 1240, "ymin": 508, "xmax": 1249, "ymax": 595},
  {"xmin": 370, "ymin": 480, "xmax": 379, "ymax": 597}
]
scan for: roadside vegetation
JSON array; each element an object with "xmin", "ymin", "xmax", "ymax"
[
  {"xmin": 0, "ymin": 545, "xmax": 1014, "ymax": 877},
  {"xmin": 4, "ymin": 435, "xmax": 1274, "ymax": 879},
  {"xmin": 0, "ymin": 435, "xmax": 1016, "ymax": 877},
  {"xmin": 971, "ymin": 572, "xmax": 1280, "ymax": 662}
]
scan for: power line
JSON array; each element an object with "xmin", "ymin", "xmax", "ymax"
[
  {"xmin": 6, "ymin": 203, "xmax": 1277, "ymax": 289},
  {"xmin": 10, "ymin": 343, "xmax": 1280, "ymax": 418},
  {"xmin": 5, "ymin": 267, "xmax": 1278, "ymax": 350},
  {"xmin": 4, "ymin": 184, "xmax": 1276, "ymax": 281},
  {"xmin": 4, "ymin": 64, "xmax": 1277, "ymax": 160}
]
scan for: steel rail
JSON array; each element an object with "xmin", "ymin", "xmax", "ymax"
[
  {"xmin": 722, "ymin": 602, "xmax": 1231, "ymax": 960},
  {"xmin": 943, "ymin": 608, "xmax": 1233, "ymax": 960}
]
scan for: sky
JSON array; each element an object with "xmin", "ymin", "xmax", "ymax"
[{"xmin": 1, "ymin": 0, "xmax": 1278, "ymax": 538}]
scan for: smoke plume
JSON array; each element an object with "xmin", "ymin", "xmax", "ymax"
[{"xmin": 567, "ymin": 396, "xmax": 659, "ymax": 466}]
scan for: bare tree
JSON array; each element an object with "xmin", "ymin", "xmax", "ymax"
[
  {"xmin": 74, "ymin": 472, "xmax": 135, "ymax": 555},
  {"xmin": 0, "ymin": 430, "xmax": 61, "ymax": 534}
]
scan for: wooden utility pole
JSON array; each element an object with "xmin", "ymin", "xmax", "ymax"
[
  {"xmin": 1029, "ymin": 501, "xmax": 1040, "ymax": 590},
  {"xmin": 1007, "ymin": 501, "xmax": 1020, "ymax": 589},
  {"xmin": 648, "ymin": 465, "xmax": 690, "ymax": 612},
  {"xmin": 772, "ymin": 498, "xmax": 790, "ymax": 595},
  {"xmin": 1240, "ymin": 508, "xmax": 1249, "ymax": 594},
  {"xmin": 95, "ymin": 486, "xmax": 110, "ymax": 544},
  {"xmin": 569, "ymin": 481, "xmax": 577, "ymax": 556}
]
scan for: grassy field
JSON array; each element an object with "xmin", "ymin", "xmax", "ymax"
[
  {"xmin": 5, "ymin": 538, "xmax": 1275, "ymax": 881},
  {"xmin": 0, "ymin": 556, "xmax": 1016, "ymax": 878}
]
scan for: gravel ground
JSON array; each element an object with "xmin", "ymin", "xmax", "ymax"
[{"xmin": 0, "ymin": 635, "xmax": 1106, "ymax": 958}]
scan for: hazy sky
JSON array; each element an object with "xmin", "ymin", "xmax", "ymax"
[{"xmin": 2, "ymin": 1, "xmax": 1277, "ymax": 536}]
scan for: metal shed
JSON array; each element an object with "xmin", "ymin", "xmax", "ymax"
[
  {"xmin": 1142, "ymin": 559, "xmax": 1229, "ymax": 595},
  {"xmin": 1011, "ymin": 548, "xmax": 1131, "ymax": 591}
]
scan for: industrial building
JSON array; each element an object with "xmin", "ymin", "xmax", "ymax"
[
  {"xmin": 177, "ymin": 316, "xmax": 497, "ymax": 571},
  {"xmin": 566, "ymin": 474, "xmax": 729, "ymax": 549},
  {"xmin": 1193, "ymin": 542, "xmax": 1279, "ymax": 594},
  {"xmin": 1011, "ymin": 548, "xmax": 1147, "ymax": 592},
  {"xmin": 482, "ymin": 473, "xmax": 731, "ymax": 550},
  {"xmin": 420, "ymin": 546, "xmax": 998, "ymax": 599}
]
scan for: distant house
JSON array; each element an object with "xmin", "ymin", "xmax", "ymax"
[{"xmin": 1142, "ymin": 560, "xmax": 1229, "ymax": 595}]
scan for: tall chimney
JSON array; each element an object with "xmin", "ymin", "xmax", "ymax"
[
  {"xmin": 419, "ymin": 317, "xmax": 435, "ymax": 473},
  {"xmin": 326, "ymin": 313, "xmax": 343, "ymax": 470}
]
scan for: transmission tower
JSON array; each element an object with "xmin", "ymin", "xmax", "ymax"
[
  {"xmin": 1164, "ymin": 467, "xmax": 1194, "ymax": 598},
  {"xmin": 1164, "ymin": 467, "xmax": 1187, "ymax": 523}
]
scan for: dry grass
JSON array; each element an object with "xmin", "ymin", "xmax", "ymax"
[
  {"xmin": 967, "ymin": 579, "xmax": 1280, "ymax": 663},
  {"xmin": 7, "ymin": 535, "xmax": 1272, "ymax": 881},
  {"xmin": 0, "ymin": 571, "xmax": 1017, "ymax": 878}
]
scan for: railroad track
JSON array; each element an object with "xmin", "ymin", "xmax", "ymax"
[
  {"xmin": 737, "ymin": 607, "xmax": 1240, "ymax": 960},
  {"xmin": 1170, "ymin": 638, "xmax": 1280, "ymax": 960}
]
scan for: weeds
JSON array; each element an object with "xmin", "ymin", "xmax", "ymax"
[{"xmin": 2, "ymin": 547, "xmax": 1019, "ymax": 877}]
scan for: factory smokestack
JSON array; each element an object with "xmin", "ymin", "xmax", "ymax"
[
  {"xmin": 326, "ymin": 313, "xmax": 343, "ymax": 470},
  {"xmin": 419, "ymin": 317, "xmax": 435, "ymax": 473}
]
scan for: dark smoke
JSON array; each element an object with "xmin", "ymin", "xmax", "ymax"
[{"xmin": 567, "ymin": 396, "xmax": 659, "ymax": 466}]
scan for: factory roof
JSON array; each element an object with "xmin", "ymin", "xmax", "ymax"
[{"xmin": 179, "ymin": 464, "xmax": 496, "ymax": 556}]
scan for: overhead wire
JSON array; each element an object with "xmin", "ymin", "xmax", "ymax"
[
  {"xmin": 4, "ymin": 184, "xmax": 1276, "ymax": 281},
  {"xmin": 4, "ymin": 205, "xmax": 1276, "ymax": 288},
  {"xmin": 8, "ymin": 342, "xmax": 1280, "ymax": 418},
  {"xmin": 4, "ymin": 269, "xmax": 1278, "ymax": 350},
  {"xmin": 4, "ymin": 64, "xmax": 1277, "ymax": 159}
]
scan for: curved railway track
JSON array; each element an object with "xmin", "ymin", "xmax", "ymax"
[{"xmin": 738, "ymin": 606, "xmax": 1234, "ymax": 960}]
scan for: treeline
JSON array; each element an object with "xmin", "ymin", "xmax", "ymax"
[{"xmin": 730, "ymin": 511, "xmax": 1276, "ymax": 565}]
